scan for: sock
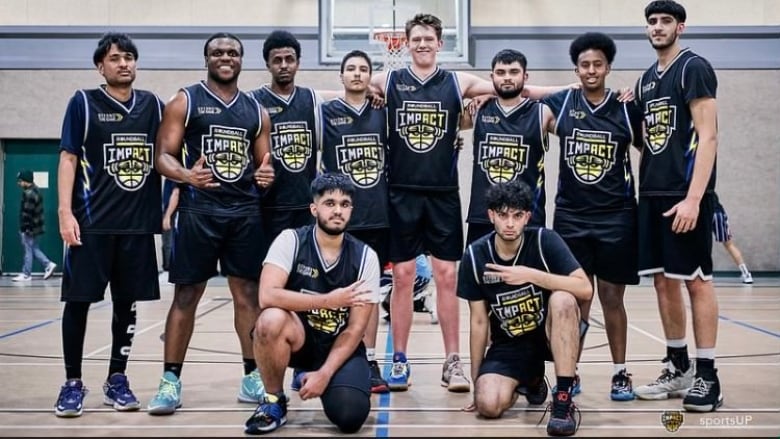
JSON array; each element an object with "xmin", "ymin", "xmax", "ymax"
[
  {"xmin": 696, "ymin": 348, "xmax": 716, "ymax": 372},
  {"xmin": 739, "ymin": 263, "xmax": 749, "ymax": 275},
  {"xmin": 243, "ymin": 358, "xmax": 257, "ymax": 376},
  {"xmin": 667, "ymin": 345, "xmax": 690, "ymax": 373},
  {"xmin": 613, "ymin": 363, "xmax": 626, "ymax": 375},
  {"xmin": 108, "ymin": 300, "xmax": 137, "ymax": 378},
  {"xmin": 164, "ymin": 362, "xmax": 183, "ymax": 379},
  {"xmin": 555, "ymin": 376, "xmax": 575, "ymax": 395},
  {"xmin": 366, "ymin": 348, "xmax": 376, "ymax": 362},
  {"xmin": 62, "ymin": 301, "xmax": 91, "ymax": 380},
  {"xmin": 393, "ymin": 352, "xmax": 407, "ymax": 363}
]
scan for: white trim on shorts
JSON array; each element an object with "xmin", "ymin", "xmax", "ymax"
[{"xmin": 638, "ymin": 266, "xmax": 713, "ymax": 281}]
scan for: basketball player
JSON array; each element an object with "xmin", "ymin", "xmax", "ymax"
[
  {"xmin": 54, "ymin": 32, "xmax": 164, "ymax": 417},
  {"xmin": 318, "ymin": 50, "xmax": 391, "ymax": 393},
  {"xmin": 461, "ymin": 49, "xmax": 553, "ymax": 245},
  {"xmin": 632, "ymin": 0, "xmax": 723, "ymax": 412},
  {"xmin": 458, "ymin": 180, "xmax": 591, "ymax": 437},
  {"xmin": 712, "ymin": 193, "xmax": 753, "ymax": 284},
  {"xmin": 368, "ymin": 13, "xmax": 570, "ymax": 393},
  {"xmin": 148, "ymin": 32, "xmax": 274, "ymax": 415},
  {"xmin": 542, "ymin": 32, "xmax": 643, "ymax": 401},
  {"xmin": 245, "ymin": 173, "xmax": 380, "ymax": 435}
]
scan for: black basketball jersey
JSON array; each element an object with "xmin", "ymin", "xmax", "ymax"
[
  {"xmin": 178, "ymin": 82, "xmax": 262, "ymax": 216},
  {"xmin": 385, "ymin": 67, "xmax": 463, "ymax": 190},
  {"xmin": 61, "ymin": 87, "xmax": 163, "ymax": 234},
  {"xmin": 544, "ymin": 89, "xmax": 640, "ymax": 213},
  {"xmin": 634, "ymin": 48, "xmax": 718, "ymax": 196},
  {"xmin": 285, "ymin": 225, "xmax": 375, "ymax": 344},
  {"xmin": 319, "ymin": 98, "xmax": 389, "ymax": 230},
  {"xmin": 457, "ymin": 228, "xmax": 581, "ymax": 345},
  {"xmin": 250, "ymin": 85, "xmax": 318, "ymax": 210},
  {"xmin": 467, "ymin": 98, "xmax": 548, "ymax": 224}
]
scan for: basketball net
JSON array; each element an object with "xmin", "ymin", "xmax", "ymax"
[{"xmin": 372, "ymin": 30, "xmax": 407, "ymax": 71}]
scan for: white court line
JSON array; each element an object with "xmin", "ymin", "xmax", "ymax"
[
  {"xmin": 1, "ymin": 361, "xmax": 775, "ymax": 368},
  {"xmin": 2, "ymin": 406, "xmax": 778, "ymax": 413},
  {"xmin": 626, "ymin": 322, "xmax": 666, "ymax": 345}
]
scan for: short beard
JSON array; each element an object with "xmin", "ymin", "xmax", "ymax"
[
  {"xmin": 495, "ymin": 86, "xmax": 523, "ymax": 100},
  {"xmin": 317, "ymin": 217, "xmax": 346, "ymax": 236},
  {"xmin": 208, "ymin": 71, "xmax": 238, "ymax": 85},
  {"xmin": 648, "ymin": 33, "xmax": 677, "ymax": 51}
]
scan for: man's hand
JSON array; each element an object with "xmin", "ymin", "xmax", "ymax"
[
  {"xmin": 58, "ymin": 210, "xmax": 82, "ymax": 246},
  {"xmin": 466, "ymin": 94, "xmax": 492, "ymax": 117},
  {"xmin": 663, "ymin": 197, "xmax": 700, "ymax": 234},
  {"xmin": 462, "ymin": 399, "xmax": 476, "ymax": 412},
  {"xmin": 186, "ymin": 155, "xmax": 219, "ymax": 189},
  {"xmin": 616, "ymin": 87, "xmax": 635, "ymax": 102},
  {"xmin": 254, "ymin": 153, "xmax": 274, "ymax": 188},
  {"xmin": 327, "ymin": 280, "xmax": 373, "ymax": 309},
  {"xmin": 484, "ymin": 263, "xmax": 536, "ymax": 285},
  {"xmin": 367, "ymin": 92, "xmax": 385, "ymax": 109},
  {"xmin": 298, "ymin": 370, "xmax": 330, "ymax": 400}
]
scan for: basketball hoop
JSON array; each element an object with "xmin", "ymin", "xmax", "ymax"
[{"xmin": 372, "ymin": 30, "xmax": 407, "ymax": 71}]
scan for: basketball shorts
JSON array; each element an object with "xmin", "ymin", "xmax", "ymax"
[
  {"xmin": 637, "ymin": 195, "xmax": 714, "ymax": 280},
  {"xmin": 61, "ymin": 233, "xmax": 160, "ymax": 303},
  {"xmin": 388, "ymin": 188, "xmax": 463, "ymax": 262},
  {"xmin": 349, "ymin": 228, "xmax": 391, "ymax": 268},
  {"xmin": 712, "ymin": 205, "xmax": 731, "ymax": 243}
]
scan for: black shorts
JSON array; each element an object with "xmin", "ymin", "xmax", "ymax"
[
  {"xmin": 478, "ymin": 340, "xmax": 548, "ymax": 384},
  {"xmin": 553, "ymin": 209, "xmax": 639, "ymax": 285},
  {"xmin": 262, "ymin": 207, "xmax": 313, "ymax": 243},
  {"xmin": 712, "ymin": 205, "xmax": 731, "ymax": 243},
  {"xmin": 388, "ymin": 188, "xmax": 463, "ymax": 262},
  {"xmin": 289, "ymin": 322, "xmax": 370, "ymax": 395},
  {"xmin": 349, "ymin": 228, "xmax": 390, "ymax": 268},
  {"xmin": 637, "ymin": 195, "xmax": 714, "ymax": 280},
  {"xmin": 169, "ymin": 210, "xmax": 265, "ymax": 284},
  {"xmin": 61, "ymin": 234, "xmax": 160, "ymax": 303}
]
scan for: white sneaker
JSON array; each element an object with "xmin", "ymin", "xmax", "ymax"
[
  {"xmin": 635, "ymin": 362, "xmax": 694, "ymax": 400},
  {"xmin": 44, "ymin": 262, "xmax": 57, "ymax": 280},
  {"xmin": 741, "ymin": 272, "xmax": 753, "ymax": 284},
  {"xmin": 12, "ymin": 274, "xmax": 32, "ymax": 282},
  {"xmin": 441, "ymin": 354, "xmax": 470, "ymax": 392}
]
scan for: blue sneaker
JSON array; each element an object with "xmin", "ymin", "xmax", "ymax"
[
  {"xmin": 551, "ymin": 375, "xmax": 581, "ymax": 397},
  {"xmin": 238, "ymin": 369, "xmax": 266, "ymax": 403},
  {"xmin": 387, "ymin": 360, "xmax": 411, "ymax": 391},
  {"xmin": 610, "ymin": 370, "xmax": 635, "ymax": 401},
  {"xmin": 55, "ymin": 379, "xmax": 88, "ymax": 417},
  {"xmin": 147, "ymin": 371, "xmax": 182, "ymax": 415},
  {"xmin": 245, "ymin": 393, "xmax": 288, "ymax": 435},
  {"xmin": 546, "ymin": 391, "xmax": 580, "ymax": 436},
  {"xmin": 289, "ymin": 369, "xmax": 305, "ymax": 392},
  {"xmin": 103, "ymin": 373, "xmax": 140, "ymax": 411}
]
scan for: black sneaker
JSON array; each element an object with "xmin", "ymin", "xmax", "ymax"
[
  {"xmin": 546, "ymin": 391, "xmax": 580, "ymax": 436},
  {"xmin": 245, "ymin": 393, "xmax": 288, "ymax": 435},
  {"xmin": 683, "ymin": 368, "xmax": 723, "ymax": 412},
  {"xmin": 519, "ymin": 376, "xmax": 548, "ymax": 405},
  {"xmin": 369, "ymin": 360, "xmax": 390, "ymax": 394}
]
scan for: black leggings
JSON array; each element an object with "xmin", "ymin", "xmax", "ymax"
[{"xmin": 321, "ymin": 386, "xmax": 371, "ymax": 433}]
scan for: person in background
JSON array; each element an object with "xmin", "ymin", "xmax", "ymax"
[{"xmin": 13, "ymin": 169, "xmax": 57, "ymax": 282}]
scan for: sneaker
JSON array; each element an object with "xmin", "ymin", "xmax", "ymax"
[
  {"xmin": 741, "ymin": 272, "xmax": 754, "ymax": 284},
  {"xmin": 518, "ymin": 376, "xmax": 548, "ymax": 405},
  {"xmin": 634, "ymin": 360, "xmax": 693, "ymax": 400},
  {"xmin": 55, "ymin": 379, "xmax": 88, "ymax": 417},
  {"xmin": 546, "ymin": 391, "xmax": 580, "ymax": 436},
  {"xmin": 369, "ymin": 360, "xmax": 390, "ymax": 394},
  {"xmin": 103, "ymin": 373, "xmax": 140, "ymax": 411},
  {"xmin": 551, "ymin": 374, "xmax": 581, "ymax": 396},
  {"xmin": 12, "ymin": 274, "xmax": 31, "ymax": 282},
  {"xmin": 289, "ymin": 369, "xmax": 305, "ymax": 392},
  {"xmin": 44, "ymin": 262, "xmax": 57, "ymax": 280},
  {"xmin": 387, "ymin": 360, "xmax": 411, "ymax": 391},
  {"xmin": 238, "ymin": 369, "xmax": 265, "ymax": 403},
  {"xmin": 245, "ymin": 393, "xmax": 288, "ymax": 435},
  {"xmin": 441, "ymin": 354, "xmax": 470, "ymax": 392},
  {"xmin": 610, "ymin": 370, "xmax": 635, "ymax": 401},
  {"xmin": 147, "ymin": 371, "xmax": 182, "ymax": 415},
  {"xmin": 682, "ymin": 368, "xmax": 723, "ymax": 412}
]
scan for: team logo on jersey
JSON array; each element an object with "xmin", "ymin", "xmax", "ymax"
[
  {"xmin": 568, "ymin": 109, "xmax": 587, "ymax": 120},
  {"xmin": 395, "ymin": 101, "xmax": 448, "ymax": 153},
  {"xmin": 197, "ymin": 106, "xmax": 222, "ymax": 115},
  {"xmin": 307, "ymin": 306, "xmax": 349, "ymax": 334},
  {"xmin": 201, "ymin": 125, "xmax": 249, "ymax": 182},
  {"xmin": 103, "ymin": 133, "xmax": 153, "ymax": 191},
  {"xmin": 490, "ymin": 286, "xmax": 544, "ymax": 337},
  {"xmin": 336, "ymin": 134, "xmax": 385, "ymax": 188},
  {"xmin": 564, "ymin": 128, "xmax": 617, "ymax": 184},
  {"xmin": 644, "ymin": 98, "xmax": 677, "ymax": 154},
  {"xmin": 98, "ymin": 112, "xmax": 124, "ymax": 122},
  {"xmin": 478, "ymin": 133, "xmax": 529, "ymax": 184},
  {"xmin": 271, "ymin": 121, "xmax": 313, "ymax": 172}
]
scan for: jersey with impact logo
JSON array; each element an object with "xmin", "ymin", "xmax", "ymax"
[
  {"xmin": 179, "ymin": 81, "xmax": 262, "ymax": 216},
  {"xmin": 457, "ymin": 228, "xmax": 581, "ymax": 345},
  {"xmin": 250, "ymin": 85, "xmax": 318, "ymax": 210},
  {"xmin": 59, "ymin": 87, "xmax": 163, "ymax": 234},
  {"xmin": 468, "ymin": 98, "xmax": 548, "ymax": 224},
  {"xmin": 319, "ymin": 98, "xmax": 389, "ymax": 230},
  {"xmin": 634, "ymin": 48, "xmax": 717, "ymax": 196},
  {"xmin": 386, "ymin": 67, "xmax": 463, "ymax": 190},
  {"xmin": 544, "ymin": 88, "xmax": 640, "ymax": 213}
]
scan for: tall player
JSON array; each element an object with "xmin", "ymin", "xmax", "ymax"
[
  {"xmin": 148, "ymin": 32, "xmax": 274, "ymax": 415},
  {"xmin": 543, "ymin": 32, "xmax": 643, "ymax": 401},
  {"xmin": 632, "ymin": 0, "xmax": 723, "ymax": 412},
  {"xmin": 319, "ymin": 50, "xmax": 391, "ymax": 393},
  {"xmin": 369, "ymin": 13, "xmax": 569, "ymax": 392},
  {"xmin": 462, "ymin": 49, "xmax": 553, "ymax": 245},
  {"xmin": 55, "ymin": 32, "xmax": 164, "ymax": 417}
]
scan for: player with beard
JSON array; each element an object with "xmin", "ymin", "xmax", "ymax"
[
  {"xmin": 457, "ymin": 180, "xmax": 591, "ymax": 436},
  {"xmin": 632, "ymin": 0, "xmax": 722, "ymax": 413},
  {"xmin": 148, "ymin": 32, "xmax": 275, "ymax": 415},
  {"xmin": 245, "ymin": 173, "xmax": 380, "ymax": 435},
  {"xmin": 461, "ymin": 49, "xmax": 554, "ymax": 245}
]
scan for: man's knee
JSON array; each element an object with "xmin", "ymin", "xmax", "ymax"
[
  {"xmin": 252, "ymin": 308, "xmax": 288, "ymax": 342},
  {"xmin": 322, "ymin": 387, "xmax": 370, "ymax": 433}
]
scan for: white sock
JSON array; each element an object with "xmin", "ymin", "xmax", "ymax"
[
  {"xmin": 697, "ymin": 348, "xmax": 715, "ymax": 360},
  {"xmin": 366, "ymin": 348, "xmax": 376, "ymax": 362},
  {"xmin": 614, "ymin": 363, "xmax": 626, "ymax": 375},
  {"xmin": 667, "ymin": 338, "xmax": 687, "ymax": 348},
  {"xmin": 739, "ymin": 263, "xmax": 750, "ymax": 275}
]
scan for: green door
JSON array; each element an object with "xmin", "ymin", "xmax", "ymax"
[{"xmin": 2, "ymin": 140, "xmax": 62, "ymax": 274}]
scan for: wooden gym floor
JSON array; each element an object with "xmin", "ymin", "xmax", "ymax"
[{"xmin": 0, "ymin": 273, "xmax": 778, "ymax": 437}]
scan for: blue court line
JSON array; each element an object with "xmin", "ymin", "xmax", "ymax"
[
  {"xmin": 0, "ymin": 301, "xmax": 110, "ymax": 341},
  {"xmin": 719, "ymin": 314, "xmax": 780, "ymax": 339},
  {"xmin": 375, "ymin": 328, "xmax": 393, "ymax": 438}
]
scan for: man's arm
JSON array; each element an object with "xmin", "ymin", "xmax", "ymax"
[
  {"xmin": 57, "ymin": 151, "xmax": 81, "ymax": 246},
  {"xmin": 484, "ymin": 264, "xmax": 592, "ymax": 302},
  {"xmin": 468, "ymin": 299, "xmax": 489, "ymax": 385},
  {"xmin": 253, "ymin": 108, "xmax": 274, "ymax": 188},
  {"xmin": 369, "ymin": 71, "xmax": 390, "ymax": 98},
  {"xmin": 162, "ymin": 186, "xmax": 179, "ymax": 231}
]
